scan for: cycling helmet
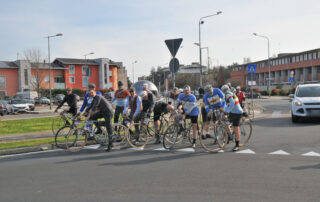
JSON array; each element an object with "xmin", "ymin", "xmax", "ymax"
[
  {"xmin": 226, "ymin": 82, "xmax": 231, "ymax": 88},
  {"xmin": 221, "ymin": 85, "xmax": 229, "ymax": 92},
  {"xmin": 140, "ymin": 91, "xmax": 147, "ymax": 97},
  {"xmin": 177, "ymin": 89, "xmax": 183, "ymax": 94},
  {"xmin": 204, "ymin": 85, "xmax": 212, "ymax": 93},
  {"xmin": 236, "ymin": 86, "xmax": 240, "ymax": 90}
]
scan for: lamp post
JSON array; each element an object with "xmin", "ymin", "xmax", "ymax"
[
  {"xmin": 198, "ymin": 11, "xmax": 222, "ymax": 87},
  {"xmin": 45, "ymin": 33, "xmax": 63, "ymax": 110},
  {"xmin": 132, "ymin": 61, "xmax": 137, "ymax": 83},
  {"xmin": 84, "ymin": 52, "xmax": 94, "ymax": 91},
  {"xmin": 253, "ymin": 33, "xmax": 271, "ymax": 96}
]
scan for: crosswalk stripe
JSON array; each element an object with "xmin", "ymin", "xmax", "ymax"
[
  {"xmin": 153, "ymin": 148, "xmax": 169, "ymax": 151},
  {"xmin": 301, "ymin": 151, "xmax": 320, "ymax": 157},
  {"xmin": 128, "ymin": 147, "xmax": 144, "ymax": 151},
  {"xmin": 176, "ymin": 148, "xmax": 195, "ymax": 152},
  {"xmin": 269, "ymin": 150, "xmax": 291, "ymax": 155},
  {"xmin": 272, "ymin": 111, "xmax": 282, "ymax": 118},
  {"xmin": 235, "ymin": 149, "xmax": 255, "ymax": 154}
]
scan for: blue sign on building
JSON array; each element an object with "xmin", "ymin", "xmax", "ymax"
[
  {"xmin": 289, "ymin": 77, "xmax": 295, "ymax": 83},
  {"xmin": 248, "ymin": 64, "xmax": 257, "ymax": 73}
]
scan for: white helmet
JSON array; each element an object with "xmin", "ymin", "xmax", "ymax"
[
  {"xmin": 139, "ymin": 91, "xmax": 147, "ymax": 97},
  {"xmin": 226, "ymin": 82, "xmax": 232, "ymax": 88},
  {"xmin": 221, "ymin": 85, "xmax": 229, "ymax": 92},
  {"xmin": 204, "ymin": 85, "xmax": 212, "ymax": 93},
  {"xmin": 236, "ymin": 86, "xmax": 241, "ymax": 90}
]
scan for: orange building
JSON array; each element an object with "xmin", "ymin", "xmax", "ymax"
[{"xmin": 0, "ymin": 58, "xmax": 127, "ymax": 98}]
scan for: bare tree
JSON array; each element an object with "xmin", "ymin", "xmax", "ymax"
[{"xmin": 23, "ymin": 48, "xmax": 45, "ymax": 97}]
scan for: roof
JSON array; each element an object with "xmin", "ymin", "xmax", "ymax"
[
  {"xmin": 0, "ymin": 61, "xmax": 19, "ymax": 69},
  {"xmin": 31, "ymin": 63, "xmax": 66, "ymax": 70},
  {"xmin": 54, "ymin": 58, "xmax": 99, "ymax": 65}
]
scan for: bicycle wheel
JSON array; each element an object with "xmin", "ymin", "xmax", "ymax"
[
  {"xmin": 55, "ymin": 125, "xmax": 72, "ymax": 149},
  {"xmin": 93, "ymin": 127, "xmax": 108, "ymax": 146},
  {"xmin": 113, "ymin": 123, "xmax": 128, "ymax": 146},
  {"xmin": 146, "ymin": 120, "xmax": 155, "ymax": 137},
  {"xmin": 66, "ymin": 128, "xmax": 87, "ymax": 152},
  {"xmin": 52, "ymin": 116, "xmax": 66, "ymax": 135},
  {"xmin": 239, "ymin": 120, "xmax": 252, "ymax": 147},
  {"xmin": 127, "ymin": 123, "xmax": 148, "ymax": 149},
  {"xmin": 200, "ymin": 124, "xmax": 228, "ymax": 152},
  {"xmin": 163, "ymin": 124, "xmax": 179, "ymax": 149}
]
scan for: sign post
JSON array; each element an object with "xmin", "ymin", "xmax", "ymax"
[
  {"xmin": 248, "ymin": 64, "xmax": 257, "ymax": 103},
  {"xmin": 165, "ymin": 38, "xmax": 183, "ymax": 89}
]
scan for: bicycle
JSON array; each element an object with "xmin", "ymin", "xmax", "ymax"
[
  {"xmin": 226, "ymin": 116, "xmax": 253, "ymax": 147},
  {"xmin": 52, "ymin": 109, "xmax": 75, "ymax": 135},
  {"xmin": 244, "ymin": 101, "xmax": 254, "ymax": 121},
  {"xmin": 199, "ymin": 109, "xmax": 229, "ymax": 152},
  {"xmin": 162, "ymin": 114, "xmax": 194, "ymax": 149}
]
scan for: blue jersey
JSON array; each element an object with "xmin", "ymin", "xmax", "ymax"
[
  {"xmin": 80, "ymin": 91, "xmax": 102, "ymax": 113},
  {"xmin": 175, "ymin": 93, "xmax": 199, "ymax": 116},
  {"xmin": 204, "ymin": 88, "xmax": 226, "ymax": 113}
]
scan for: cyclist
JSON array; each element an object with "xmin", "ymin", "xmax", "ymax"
[
  {"xmin": 174, "ymin": 85, "xmax": 199, "ymax": 148},
  {"xmin": 79, "ymin": 83, "xmax": 101, "ymax": 114},
  {"xmin": 140, "ymin": 83, "xmax": 154, "ymax": 121},
  {"xmin": 84, "ymin": 89, "xmax": 114, "ymax": 152},
  {"xmin": 153, "ymin": 100, "xmax": 176, "ymax": 144},
  {"xmin": 123, "ymin": 87, "xmax": 142, "ymax": 126},
  {"xmin": 235, "ymin": 86, "xmax": 246, "ymax": 108},
  {"xmin": 112, "ymin": 81, "xmax": 130, "ymax": 125},
  {"xmin": 221, "ymin": 84, "xmax": 243, "ymax": 152},
  {"xmin": 54, "ymin": 88, "xmax": 78, "ymax": 124},
  {"xmin": 168, "ymin": 87, "xmax": 179, "ymax": 105},
  {"xmin": 202, "ymin": 84, "xmax": 226, "ymax": 139}
]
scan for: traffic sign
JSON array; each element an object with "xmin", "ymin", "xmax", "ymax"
[
  {"xmin": 169, "ymin": 58, "xmax": 179, "ymax": 73},
  {"xmin": 248, "ymin": 64, "xmax": 256, "ymax": 73},
  {"xmin": 165, "ymin": 38, "xmax": 183, "ymax": 57},
  {"xmin": 289, "ymin": 77, "xmax": 295, "ymax": 83}
]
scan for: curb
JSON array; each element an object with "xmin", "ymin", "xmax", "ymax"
[{"xmin": 0, "ymin": 144, "xmax": 54, "ymax": 156}]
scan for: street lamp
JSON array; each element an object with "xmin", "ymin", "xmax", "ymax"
[
  {"xmin": 253, "ymin": 32, "xmax": 271, "ymax": 96},
  {"xmin": 198, "ymin": 11, "xmax": 222, "ymax": 87},
  {"xmin": 132, "ymin": 61, "xmax": 138, "ymax": 83},
  {"xmin": 84, "ymin": 52, "xmax": 94, "ymax": 90},
  {"xmin": 194, "ymin": 44, "xmax": 210, "ymax": 74},
  {"xmin": 45, "ymin": 33, "xmax": 63, "ymax": 110}
]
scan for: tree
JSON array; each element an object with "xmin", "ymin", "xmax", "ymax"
[
  {"xmin": 23, "ymin": 48, "xmax": 45, "ymax": 97},
  {"xmin": 217, "ymin": 67, "xmax": 225, "ymax": 88}
]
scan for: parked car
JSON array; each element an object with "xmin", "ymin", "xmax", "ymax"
[
  {"xmin": 55, "ymin": 94, "xmax": 65, "ymax": 105},
  {"xmin": 35, "ymin": 97, "xmax": 51, "ymax": 105},
  {"xmin": 24, "ymin": 99, "xmax": 35, "ymax": 111},
  {"xmin": 0, "ymin": 100, "xmax": 18, "ymax": 114},
  {"xmin": 246, "ymin": 91, "xmax": 261, "ymax": 99},
  {"xmin": 290, "ymin": 84, "xmax": 320, "ymax": 122},
  {"xmin": 9, "ymin": 99, "xmax": 31, "ymax": 113}
]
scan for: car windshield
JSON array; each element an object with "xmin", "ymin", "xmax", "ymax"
[
  {"xmin": 296, "ymin": 86, "xmax": 320, "ymax": 97},
  {"xmin": 11, "ymin": 99, "xmax": 26, "ymax": 104}
]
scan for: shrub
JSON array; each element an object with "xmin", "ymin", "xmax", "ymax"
[
  {"xmin": 271, "ymin": 89, "xmax": 281, "ymax": 96},
  {"xmin": 260, "ymin": 91, "xmax": 268, "ymax": 96},
  {"xmin": 279, "ymin": 89, "xmax": 289, "ymax": 96}
]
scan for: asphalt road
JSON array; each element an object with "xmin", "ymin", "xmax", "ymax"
[{"xmin": 1, "ymin": 98, "xmax": 320, "ymax": 202}]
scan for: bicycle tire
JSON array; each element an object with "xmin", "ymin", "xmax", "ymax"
[
  {"xmin": 127, "ymin": 123, "xmax": 148, "ymax": 149},
  {"xmin": 200, "ymin": 124, "xmax": 228, "ymax": 152},
  {"xmin": 112, "ymin": 123, "xmax": 128, "ymax": 146},
  {"xmin": 163, "ymin": 124, "xmax": 179, "ymax": 149},
  {"xmin": 54, "ymin": 125, "xmax": 72, "ymax": 149},
  {"xmin": 248, "ymin": 103, "xmax": 254, "ymax": 120},
  {"xmin": 65, "ymin": 128, "xmax": 87, "ymax": 152},
  {"xmin": 239, "ymin": 119, "xmax": 252, "ymax": 147}
]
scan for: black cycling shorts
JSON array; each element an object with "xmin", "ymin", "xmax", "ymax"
[
  {"xmin": 186, "ymin": 115, "xmax": 198, "ymax": 124},
  {"xmin": 229, "ymin": 113, "xmax": 242, "ymax": 127},
  {"xmin": 201, "ymin": 107, "xmax": 216, "ymax": 122}
]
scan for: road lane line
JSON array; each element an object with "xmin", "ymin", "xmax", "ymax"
[{"xmin": 269, "ymin": 150, "xmax": 291, "ymax": 155}]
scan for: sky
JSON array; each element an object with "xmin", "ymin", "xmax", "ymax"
[{"xmin": 1, "ymin": 0, "xmax": 320, "ymax": 80}]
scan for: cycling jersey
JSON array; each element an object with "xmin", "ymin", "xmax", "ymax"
[
  {"xmin": 80, "ymin": 91, "xmax": 102, "ymax": 113},
  {"xmin": 174, "ymin": 93, "xmax": 199, "ymax": 116},
  {"xmin": 204, "ymin": 88, "xmax": 226, "ymax": 113},
  {"xmin": 112, "ymin": 89, "xmax": 130, "ymax": 107},
  {"xmin": 225, "ymin": 90, "xmax": 243, "ymax": 114}
]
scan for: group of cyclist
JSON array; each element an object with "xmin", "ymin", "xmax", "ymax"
[{"xmin": 55, "ymin": 79, "xmax": 247, "ymax": 152}]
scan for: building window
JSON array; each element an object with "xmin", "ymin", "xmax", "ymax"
[
  {"xmin": 300, "ymin": 55, "xmax": 303, "ymax": 61},
  {"xmin": 69, "ymin": 76, "xmax": 75, "ymax": 84},
  {"xmin": 292, "ymin": 57, "xmax": 295, "ymax": 63},
  {"xmin": 313, "ymin": 52, "xmax": 317, "ymax": 59},
  {"xmin": 304, "ymin": 54, "xmax": 307, "ymax": 61},
  {"xmin": 83, "ymin": 76, "xmax": 89, "ymax": 87},
  {"xmin": 82, "ymin": 66, "xmax": 92, "ymax": 76},
  {"xmin": 0, "ymin": 76, "xmax": 6, "ymax": 88},
  {"xmin": 308, "ymin": 53, "xmax": 312, "ymax": 60},
  {"xmin": 285, "ymin": 58, "xmax": 288, "ymax": 64},
  {"xmin": 44, "ymin": 76, "xmax": 49, "ymax": 83},
  {"xmin": 54, "ymin": 76, "xmax": 65, "ymax": 83},
  {"xmin": 24, "ymin": 69, "xmax": 28, "ymax": 85},
  {"xmin": 69, "ymin": 65, "xmax": 75, "ymax": 74}
]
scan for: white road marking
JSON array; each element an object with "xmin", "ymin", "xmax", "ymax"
[
  {"xmin": 301, "ymin": 151, "xmax": 320, "ymax": 157},
  {"xmin": 176, "ymin": 148, "xmax": 195, "ymax": 152},
  {"xmin": 269, "ymin": 150, "xmax": 291, "ymax": 155},
  {"xmin": 153, "ymin": 148, "xmax": 169, "ymax": 151},
  {"xmin": 128, "ymin": 147, "xmax": 144, "ymax": 151},
  {"xmin": 272, "ymin": 111, "xmax": 282, "ymax": 118},
  {"xmin": 236, "ymin": 149, "xmax": 256, "ymax": 154}
]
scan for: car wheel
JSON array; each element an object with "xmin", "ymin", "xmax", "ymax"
[{"xmin": 291, "ymin": 113, "xmax": 299, "ymax": 123}]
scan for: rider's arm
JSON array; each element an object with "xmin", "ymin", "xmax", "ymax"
[
  {"xmin": 225, "ymin": 95, "xmax": 234, "ymax": 113},
  {"xmin": 57, "ymin": 96, "xmax": 67, "ymax": 109},
  {"xmin": 79, "ymin": 93, "xmax": 88, "ymax": 113},
  {"xmin": 204, "ymin": 94, "xmax": 210, "ymax": 113},
  {"xmin": 123, "ymin": 96, "xmax": 129, "ymax": 114},
  {"xmin": 134, "ymin": 96, "xmax": 142, "ymax": 117},
  {"xmin": 85, "ymin": 96, "xmax": 100, "ymax": 114},
  {"xmin": 174, "ymin": 94, "xmax": 182, "ymax": 110},
  {"xmin": 216, "ymin": 88, "xmax": 225, "ymax": 99},
  {"xmin": 111, "ymin": 91, "xmax": 117, "ymax": 104}
]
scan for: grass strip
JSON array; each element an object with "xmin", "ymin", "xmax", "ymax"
[
  {"xmin": 0, "ymin": 117, "xmax": 58, "ymax": 136},
  {"xmin": 0, "ymin": 138, "xmax": 54, "ymax": 150}
]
